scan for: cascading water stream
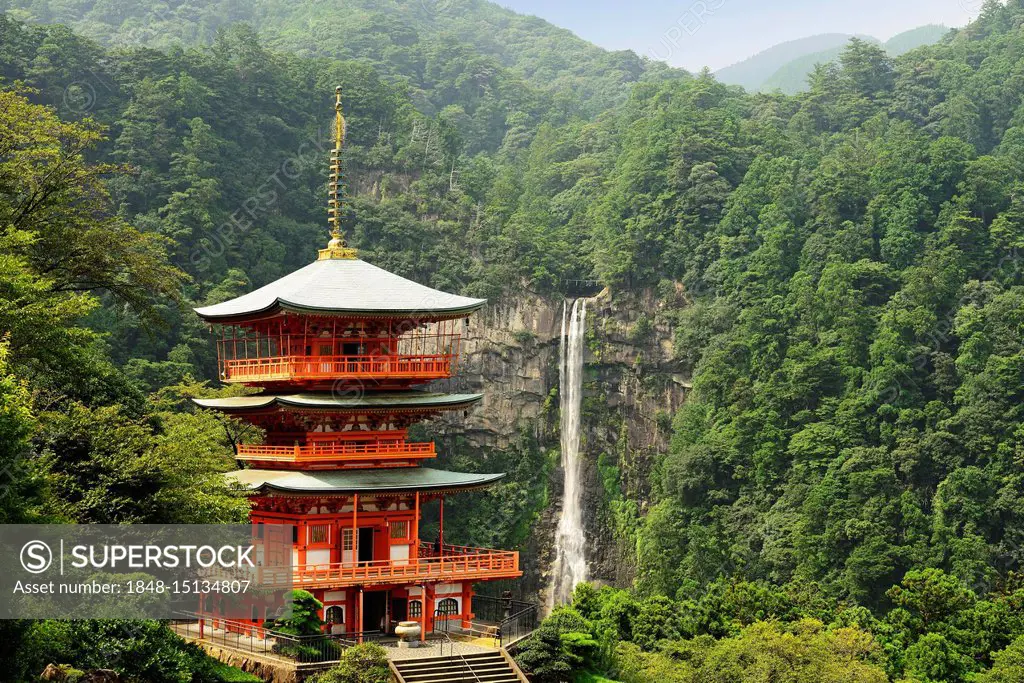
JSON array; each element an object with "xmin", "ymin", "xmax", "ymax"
[{"xmin": 548, "ymin": 298, "xmax": 588, "ymax": 609}]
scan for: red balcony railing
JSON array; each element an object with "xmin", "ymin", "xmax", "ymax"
[
  {"xmin": 256, "ymin": 544, "xmax": 520, "ymax": 589},
  {"xmin": 235, "ymin": 440, "xmax": 436, "ymax": 465},
  {"xmin": 221, "ymin": 353, "xmax": 454, "ymax": 384}
]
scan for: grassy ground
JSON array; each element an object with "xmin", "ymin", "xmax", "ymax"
[
  {"xmin": 574, "ymin": 672, "xmax": 621, "ymax": 683},
  {"xmin": 207, "ymin": 659, "xmax": 262, "ymax": 682}
]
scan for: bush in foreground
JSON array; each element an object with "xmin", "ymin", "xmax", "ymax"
[{"xmin": 309, "ymin": 643, "xmax": 391, "ymax": 683}]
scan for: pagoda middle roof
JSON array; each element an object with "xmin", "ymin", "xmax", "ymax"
[
  {"xmin": 229, "ymin": 467, "xmax": 505, "ymax": 494},
  {"xmin": 194, "ymin": 257, "xmax": 486, "ymax": 322},
  {"xmin": 193, "ymin": 391, "xmax": 482, "ymax": 413}
]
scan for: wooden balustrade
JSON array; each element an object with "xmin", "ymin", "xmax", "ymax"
[
  {"xmin": 235, "ymin": 440, "xmax": 436, "ymax": 464},
  {"xmin": 253, "ymin": 545, "xmax": 520, "ymax": 589},
  {"xmin": 220, "ymin": 353, "xmax": 455, "ymax": 383}
]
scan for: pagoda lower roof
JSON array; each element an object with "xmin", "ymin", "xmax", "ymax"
[
  {"xmin": 193, "ymin": 257, "xmax": 485, "ymax": 322},
  {"xmin": 193, "ymin": 391, "xmax": 482, "ymax": 414},
  {"xmin": 229, "ymin": 467, "xmax": 505, "ymax": 494}
]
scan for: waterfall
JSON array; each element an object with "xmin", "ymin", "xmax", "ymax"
[{"xmin": 548, "ymin": 298, "xmax": 588, "ymax": 609}]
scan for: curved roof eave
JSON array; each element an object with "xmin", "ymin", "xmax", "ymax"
[
  {"xmin": 193, "ymin": 258, "xmax": 486, "ymax": 323},
  {"xmin": 227, "ymin": 467, "xmax": 506, "ymax": 495},
  {"xmin": 192, "ymin": 392, "xmax": 483, "ymax": 413},
  {"xmin": 194, "ymin": 300, "xmax": 486, "ymax": 323}
]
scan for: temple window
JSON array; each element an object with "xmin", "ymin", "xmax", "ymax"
[
  {"xmin": 308, "ymin": 524, "xmax": 330, "ymax": 544},
  {"xmin": 437, "ymin": 598, "xmax": 459, "ymax": 616}
]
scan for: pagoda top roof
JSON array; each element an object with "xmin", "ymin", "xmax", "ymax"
[
  {"xmin": 229, "ymin": 466, "xmax": 505, "ymax": 495},
  {"xmin": 193, "ymin": 391, "xmax": 482, "ymax": 414},
  {"xmin": 194, "ymin": 257, "xmax": 486, "ymax": 322}
]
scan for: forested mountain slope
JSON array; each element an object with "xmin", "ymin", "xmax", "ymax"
[
  {"xmin": 4, "ymin": 0, "xmax": 1024, "ymax": 680},
  {"xmin": 4, "ymin": 0, "xmax": 675, "ymax": 115},
  {"xmin": 884, "ymin": 24, "xmax": 951, "ymax": 55}
]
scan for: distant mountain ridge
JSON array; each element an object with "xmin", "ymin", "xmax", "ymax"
[
  {"xmin": 717, "ymin": 24, "xmax": 950, "ymax": 93},
  {"xmin": 715, "ymin": 33, "xmax": 869, "ymax": 91}
]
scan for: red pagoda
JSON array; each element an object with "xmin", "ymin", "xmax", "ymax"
[{"xmin": 193, "ymin": 87, "xmax": 520, "ymax": 640}]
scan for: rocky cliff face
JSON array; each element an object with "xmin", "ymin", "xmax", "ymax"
[{"xmin": 436, "ymin": 289, "xmax": 690, "ymax": 602}]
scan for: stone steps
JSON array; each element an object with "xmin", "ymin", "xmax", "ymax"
[{"xmin": 393, "ymin": 651, "xmax": 522, "ymax": 683}]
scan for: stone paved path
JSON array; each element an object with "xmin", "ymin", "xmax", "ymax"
[{"xmin": 383, "ymin": 637, "xmax": 496, "ymax": 661}]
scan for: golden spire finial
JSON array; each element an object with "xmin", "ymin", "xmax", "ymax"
[{"xmin": 319, "ymin": 85, "xmax": 358, "ymax": 260}]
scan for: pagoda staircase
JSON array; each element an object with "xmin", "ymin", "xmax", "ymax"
[{"xmin": 390, "ymin": 650, "xmax": 527, "ymax": 683}]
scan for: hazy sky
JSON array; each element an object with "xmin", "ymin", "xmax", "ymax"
[{"xmin": 498, "ymin": 0, "xmax": 984, "ymax": 71}]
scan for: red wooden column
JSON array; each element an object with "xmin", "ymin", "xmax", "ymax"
[
  {"xmin": 352, "ymin": 493, "xmax": 358, "ymax": 566},
  {"xmin": 419, "ymin": 583, "xmax": 427, "ymax": 642},
  {"xmin": 424, "ymin": 584, "xmax": 435, "ymax": 638},
  {"xmin": 461, "ymin": 584, "xmax": 473, "ymax": 630},
  {"xmin": 357, "ymin": 587, "xmax": 364, "ymax": 644},
  {"xmin": 413, "ymin": 491, "xmax": 420, "ymax": 559}
]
